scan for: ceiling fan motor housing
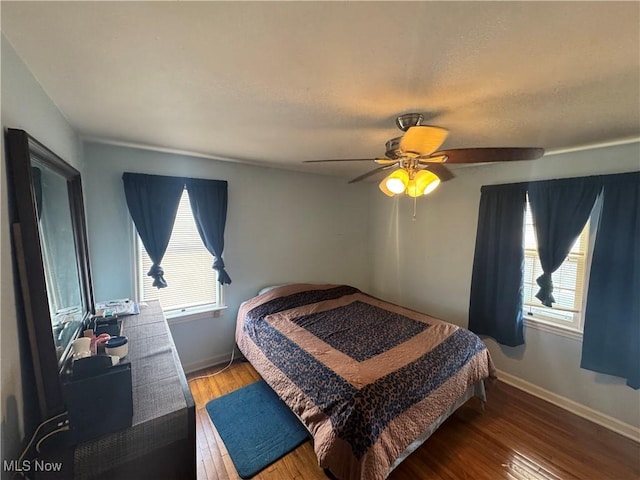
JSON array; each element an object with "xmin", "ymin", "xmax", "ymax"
[{"xmin": 385, "ymin": 137, "xmax": 402, "ymax": 159}]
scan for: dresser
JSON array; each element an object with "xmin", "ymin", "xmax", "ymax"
[{"xmin": 50, "ymin": 300, "xmax": 196, "ymax": 479}]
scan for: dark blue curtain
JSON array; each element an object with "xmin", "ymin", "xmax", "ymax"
[
  {"xmin": 581, "ymin": 172, "xmax": 640, "ymax": 389},
  {"xmin": 469, "ymin": 183, "xmax": 528, "ymax": 346},
  {"xmin": 122, "ymin": 172, "xmax": 185, "ymax": 288},
  {"xmin": 528, "ymin": 177, "xmax": 602, "ymax": 307},
  {"xmin": 185, "ymin": 178, "xmax": 232, "ymax": 285}
]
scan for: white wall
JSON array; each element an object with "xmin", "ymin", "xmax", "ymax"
[
  {"xmin": 82, "ymin": 142, "xmax": 371, "ymax": 372},
  {"xmin": 368, "ymin": 141, "xmax": 640, "ymax": 428},
  {"xmin": 1, "ymin": 35, "xmax": 83, "ymax": 468}
]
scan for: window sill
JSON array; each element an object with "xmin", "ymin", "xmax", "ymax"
[
  {"xmin": 524, "ymin": 316, "xmax": 583, "ymax": 341},
  {"xmin": 165, "ymin": 304, "xmax": 228, "ymax": 326}
]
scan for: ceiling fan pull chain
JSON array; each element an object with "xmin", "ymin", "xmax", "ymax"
[{"xmin": 412, "ymin": 196, "xmax": 417, "ymax": 221}]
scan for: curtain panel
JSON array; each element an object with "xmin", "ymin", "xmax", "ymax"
[
  {"xmin": 185, "ymin": 178, "xmax": 232, "ymax": 285},
  {"xmin": 527, "ymin": 176, "xmax": 602, "ymax": 307},
  {"xmin": 468, "ymin": 183, "xmax": 528, "ymax": 346},
  {"xmin": 581, "ymin": 172, "xmax": 640, "ymax": 389},
  {"xmin": 122, "ymin": 173, "xmax": 185, "ymax": 288}
]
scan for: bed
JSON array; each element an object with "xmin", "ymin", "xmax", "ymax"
[{"xmin": 235, "ymin": 284, "xmax": 496, "ymax": 480}]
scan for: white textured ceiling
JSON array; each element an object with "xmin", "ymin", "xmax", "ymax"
[{"xmin": 2, "ymin": 1, "xmax": 639, "ymax": 179}]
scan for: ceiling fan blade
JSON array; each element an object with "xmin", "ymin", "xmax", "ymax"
[
  {"xmin": 399, "ymin": 126, "xmax": 448, "ymax": 156},
  {"xmin": 374, "ymin": 158, "xmax": 398, "ymax": 165},
  {"xmin": 348, "ymin": 164, "xmax": 396, "ymax": 184},
  {"xmin": 303, "ymin": 158, "xmax": 378, "ymax": 163},
  {"xmin": 418, "ymin": 162, "xmax": 455, "ymax": 181},
  {"xmin": 417, "ymin": 154, "xmax": 447, "ymax": 163},
  {"xmin": 431, "ymin": 147, "xmax": 545, "ymax": 164},
  {"xmin": 304, "ymin": 158, "xmax": 395, "ymax": 165}
]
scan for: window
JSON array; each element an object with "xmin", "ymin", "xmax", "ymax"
[
  {"xmin": 523, "ymin": 199, "xmax": 590, "ymax": 332},
  {"xmin": 136, "ymin": 188, "xmax": 222, "ymax": 315}
]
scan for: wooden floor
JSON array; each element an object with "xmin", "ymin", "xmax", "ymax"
[{"xmin": 188, "ymin": 361, "xmax": 640, "ymax": 480}]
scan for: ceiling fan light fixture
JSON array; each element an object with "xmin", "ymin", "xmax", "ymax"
[
  {"xmin": 408, "ymin": 170, "xmax": 440, "ymax": 197},
  {"xmin": 406, "ymin": 179, "xmax": 420, "ymax": 198},
  {"xmin": 380, "ymin": 169, "xmax": 409, "ymax": 196},
  {"xmin": 379, "ymin": 179, "xmax": 395, "ymax": 197},
  {"xmin": 424, "ymin": 179, "xmax": 440, "ymax": 195}
]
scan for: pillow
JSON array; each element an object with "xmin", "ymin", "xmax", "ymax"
[{"xmin": 257, "ymin": 284, "xmax": 290, "ymax": 296}]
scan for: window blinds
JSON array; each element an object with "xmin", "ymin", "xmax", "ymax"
[
  {"xmin": 523, "ymin": 202, "xmax": 588, "ymax": 323},
  {"xmin": 140, "ymin": 189, "xmax": 218, "ymax": 311}
]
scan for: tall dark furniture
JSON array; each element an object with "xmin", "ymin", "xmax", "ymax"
[{"xmin": 5, "ymin": 128, "xmax": 195, "ymax": 478}]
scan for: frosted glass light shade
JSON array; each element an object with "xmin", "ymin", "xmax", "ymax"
[
  {"xmin": 423, "ymin": 177, "xmax": 440, "ymax": 194},
  {"xmin": 411, "ymin": 170, "xmax": 440, "ymax": 196},
  {"xmin": 387, "ymin": 177, "xmax": 407, "ymax": 194},
  {"xmin": 379, "ymin": 169, "xmax": 409, "ymax": 196},
  {"xmin": 406, "ymin": 178, "xmax": 420, "ymax": 198}
]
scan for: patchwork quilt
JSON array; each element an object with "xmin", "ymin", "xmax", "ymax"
[{"xmin": 235, "ymin": 284, "xmax": 495, "ymax": 480}]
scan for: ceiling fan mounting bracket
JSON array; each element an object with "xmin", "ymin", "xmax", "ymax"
[{"xmin": 395, "ymin": 113, "xmax": 424, "ymax": 132}]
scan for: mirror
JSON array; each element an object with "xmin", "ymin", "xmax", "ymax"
[
  {"xmin": 33, "ymin": 158, "xmax": 85, "ymax": 361},
  {"xmin": 6, "ymin": 128, "xmax": 94, "ymax": 419}
]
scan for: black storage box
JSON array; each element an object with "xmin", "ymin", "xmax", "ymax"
[
  {"xmin": 62, "ymin": 361, "xmax": 133, "ymax": 444},
  {"xmin": 94, "ymin": 315, "xmax": 121, "ymax": 337}
]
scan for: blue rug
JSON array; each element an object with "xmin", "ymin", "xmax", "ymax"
[{"xmin": 206, "ymin": 380, "xmax": 309, "ymax": 478}]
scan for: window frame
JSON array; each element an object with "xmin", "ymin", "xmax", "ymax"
[{"xmin": 131, "ymin": 190, "xmax": 226, "ymax": 322}]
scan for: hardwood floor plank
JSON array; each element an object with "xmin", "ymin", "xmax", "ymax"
[
  {"xmin": 199, "ymin": 407, "xmax": 233, "ymax": 480},
  {"xmin": 232, "ymin": 360, "xmax": 257, "ymax": 386},
  {"xmin": 207, "ymin": 412, "xmax": 241, "ymax": 480},
  {"xmin": 197, "ymin": 411, "xmax": 221, "ymax": 480},
  {"xmin": 191, "ymin": 376, "xmax": 233, "ymax": 480},
  {"xmin": 188, "ymin": 362, "xmax": 640, "ymax": 480}
]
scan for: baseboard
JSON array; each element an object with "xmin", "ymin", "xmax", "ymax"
[
  {"xmin": 182, "ymin": 352, "xmax": 234, "ymax": 375},
  {"xmin": 496, "ymin": 370, "xmax": 640, "ymax": 443}
]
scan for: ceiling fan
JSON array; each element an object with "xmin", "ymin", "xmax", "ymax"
[{"xmin": 304, "ymin": 113, "xmax": 544, "ymax": 198}]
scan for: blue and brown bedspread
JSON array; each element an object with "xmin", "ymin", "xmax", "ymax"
[{"xmin": 236, "ymin": 284, "xmax": 496, "ymax": 480}]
